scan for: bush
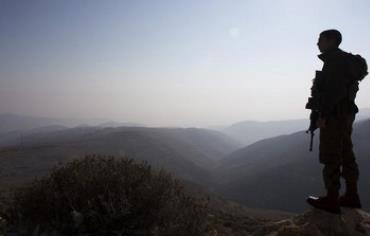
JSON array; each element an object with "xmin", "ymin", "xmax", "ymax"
[{"xmin": 3, "ymin": 156, "xmax": 209, "ymax": 235}]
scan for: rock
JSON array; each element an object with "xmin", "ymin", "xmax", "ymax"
[{"xmin": 253, "ymin": 208, "xmax": 370, "ymax": 236}]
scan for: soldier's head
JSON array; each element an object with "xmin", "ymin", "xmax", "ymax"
[{"xmin": 317, "ymin": 29, "xmax": 342, "ymax": 53}]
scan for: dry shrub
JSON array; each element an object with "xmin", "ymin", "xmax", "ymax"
[{"xmin": 4, "ymin": 155, "xmax": 208, "ymax": 236}]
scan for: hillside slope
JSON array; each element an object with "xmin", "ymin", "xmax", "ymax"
[
  {"xmin": 222, "ymin": 119, "xmax": 307, "ymax": 146},
  {"xmin": 217, "ymin": 119, "xmax": 370, "ymax": 212}
]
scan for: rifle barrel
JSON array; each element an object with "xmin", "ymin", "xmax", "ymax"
[{"xmin": 309, "ymin": 131, "xmax": 314, "ymax": 152}]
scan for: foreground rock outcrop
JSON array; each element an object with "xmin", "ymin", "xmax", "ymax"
[{"xmin": 253, "ymin": 208, "xmax": 370, "ymax": 236}]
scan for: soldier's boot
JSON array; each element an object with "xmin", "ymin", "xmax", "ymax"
[
  {"xmin": 306, "ymin": 190, "xmax": 341, "ymax": 214},
  {"xmin": 339, "ymin": 181, "xmax": 362, "ymax": 209}
]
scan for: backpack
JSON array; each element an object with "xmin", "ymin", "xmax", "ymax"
[
  {"xmin": 345, "ymin": 53, "xmax": 368, "ymax": 112},
  {"xmin": 346, "ymin": 52, "xmax": 368, "ymax": 81}
]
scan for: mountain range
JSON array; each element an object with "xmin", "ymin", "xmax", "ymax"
[
  {"xmin": 0, "ymin": 125, "xmax": 241, "ymax": 190},
  {"xmin": 1, "ymin": 113, "xmax": 370, "ymax": 214},
  {"xmin": 0, "ymin": 113, "xmax": 142, "ymax": 134}
]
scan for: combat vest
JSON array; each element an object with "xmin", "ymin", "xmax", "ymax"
[{"xmin": 306, "ymin": 49, "xmax": 368, "ymax": 116}]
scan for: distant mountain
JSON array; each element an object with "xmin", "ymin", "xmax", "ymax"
[
  {"xmin": 0, "ymin": 113, "xmax": 145, "ymax": 134},
  {"xmin": 0, "ymin": 113, "xmax": 62, "ymax": 133},
  {"xmin": 221, "ymin": 119, "xmax": 308, "ymax": 146},
  {"xmin": 216, "ymin": 119, "xmax": 370, "ymax": 212},
  {"xmin": 0, "ymin": 126, "xmax": 241, "ymax": 189},
  {"xmin": 98, "ymin": 121, "xmax": 143, "ymax": 128},
  {"xmin": 221, "ymin": 108, "xmax": 370, "ymax": 146}
]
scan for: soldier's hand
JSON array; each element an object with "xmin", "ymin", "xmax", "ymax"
[{"xmin": 316, "ymin": 118, "xmax": 326, "ymax": 129}]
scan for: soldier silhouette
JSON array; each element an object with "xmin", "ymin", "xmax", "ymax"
[{"xmin": 306, "ymin": 29, "xmax": 368, "ymax": 214}]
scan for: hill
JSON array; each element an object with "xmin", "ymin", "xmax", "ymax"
[
  {"xmin": 216, "ymin": 119, "xmax": 370, "ymax": 212},
  {"xmin": 0, "ymin": 126, "xmax": 241, "ymax": 189},
  {"xmin": 221, "ymin": 119, "xmax": 308, "ymax": 146}
]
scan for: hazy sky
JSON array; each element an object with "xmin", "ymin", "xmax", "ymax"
[{"xmin": 1, "ymin": 0, "xmax": 370, "ymax": 127}]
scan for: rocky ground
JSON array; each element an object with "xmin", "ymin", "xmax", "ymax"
[{"xmin": 250, "ymin": 208, "xmax": 370, "ymax": 236}]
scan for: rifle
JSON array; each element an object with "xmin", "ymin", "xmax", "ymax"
[
  {"xmin": 305, "ymin": 70, "xmax": 322, "ymax": 152},
  {"xmin": 305, "ymin": 110, "xmax": 319, "ymax": 152}
]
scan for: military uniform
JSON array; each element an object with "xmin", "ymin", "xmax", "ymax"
[{"xmin": 317, "ymin": 48, "xmax": 359, "ymax": 193}]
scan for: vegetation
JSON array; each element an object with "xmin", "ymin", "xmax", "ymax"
[{"xmin": 0, "ymin": 156, "xmax": 209, "ymax": 235}]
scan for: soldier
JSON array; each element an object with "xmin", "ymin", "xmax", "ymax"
[{"xmin": 306, "ymin": 29, "xmax": 367, "ymax": 214}]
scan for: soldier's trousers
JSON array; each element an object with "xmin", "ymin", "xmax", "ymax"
[{"xmin": 319, "ymin": 113, "xmax": 359, "ymax": 192}]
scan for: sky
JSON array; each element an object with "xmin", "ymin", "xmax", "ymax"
[{"xmin": 1, "ymin": 0, "xmax": 370, "ymax": 127}]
